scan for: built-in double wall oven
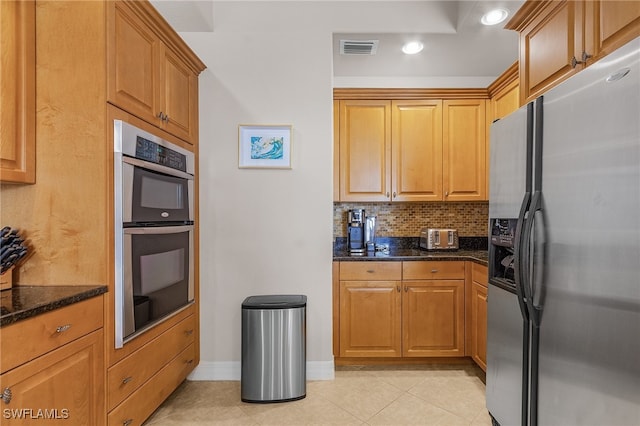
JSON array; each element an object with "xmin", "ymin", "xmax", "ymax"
[{"xmin": 114, "ymin": 120, "xmax": 195, "ymax": 348}]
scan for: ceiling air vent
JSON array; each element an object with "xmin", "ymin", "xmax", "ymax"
[{"xmin": 340, "ymin": 40, "xmax": 379, "ymax": 55}]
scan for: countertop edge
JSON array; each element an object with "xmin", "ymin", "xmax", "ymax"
[
  {"xmin": 1, "ymin": 285, "xmax": 108, "ymax": 327},
  {"xmin": 333, "ymin": 251, "xmax": 488, "ymax": 266}
]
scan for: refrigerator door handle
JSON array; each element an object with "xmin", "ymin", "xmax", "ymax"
[
  {"xmin": 513, "ymin": 191, "xmax": 531, "ymax": 321},
  {"xmin": 521, "ymin": 190, "xmax": 544, "ymax": 326}
]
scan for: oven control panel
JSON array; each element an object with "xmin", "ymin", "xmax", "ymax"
[{"xmin": 135, "ymin": 136, "xmax": 187, "ymax": 172}]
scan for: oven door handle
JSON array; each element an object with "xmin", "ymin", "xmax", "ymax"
[
  {"xmin": 123, "ymin": 156, "xmax": 194, "ymax": 180},
  {"xmin": 124, "ymin": 225, "xmax": 194, "ymax": 235}
]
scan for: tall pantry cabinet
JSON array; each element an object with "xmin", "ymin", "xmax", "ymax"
[{"xmin": 0, "ymin": 1, "xmax": 205, "ymax": 425}]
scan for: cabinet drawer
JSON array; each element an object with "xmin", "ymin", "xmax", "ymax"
[
  {"xmin": 472, "ymin": 262, "xmax": 488, "ymax": 286},
  {"xmin": 108, "ymin": 314, "xmax": 195, "ymax": 411},
  {"xmin": 1, "ymin": 295, "xmax": 103, "ymax": 373},
  {"xmin": 339, "ymin": 261, "xmax": 402, "ymax": 281},
  {"xmin": 402, "ymin": 261, "xmax": 465, "ymax": 280},
  {"xmin": 108, "ymin": 343, "xmax": 196, "ymax": 426}
]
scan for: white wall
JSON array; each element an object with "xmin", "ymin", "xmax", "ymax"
[
  {"xmin": 182, "ymin": 24, "xmax": 335, "ymax": 380},
  {"xmin": 177, "ymin": 1, "xmax": 511, "ymax": 381}
]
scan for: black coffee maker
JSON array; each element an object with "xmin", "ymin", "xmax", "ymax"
[{"xmin": 347, "ymin": 209, "xmax": 365, "ymax": 254}]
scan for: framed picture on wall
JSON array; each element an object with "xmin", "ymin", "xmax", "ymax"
[{"xmin": 238, "ymin": 124, "xmax": 292, "ymax": 169}]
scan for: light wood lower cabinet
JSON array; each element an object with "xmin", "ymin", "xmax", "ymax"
[
  {"xmin": 107, "ymin": 313, "xmax": 196, "ymax": 425},
  {"xmin": 108, "ymin": 344, "xmax": 195, "ymax": 426},
  {"xmin": 403, "ymin": 279, "xmax": 465, "ymax": 357},
  {"xmin": 337, "ymin": 261, "xmax": 466, "ymax": 359},
  {"xmin": 470, "ymin": 263, "xmax": 488, "ymax": 371},
  {"xmin": 0, "ymin": 296, "xmax": 105, "ymax": 426},
  {"xmin": 339, "ymin": 262, "xmax": 402, "ymax": 357},
  {"xmin": 402, "ymin": 261, "xmax": 465, "ymax": 357}
]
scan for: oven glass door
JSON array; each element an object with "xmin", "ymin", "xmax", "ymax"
[
  {"xmin": 122, "ymin": 159, "xmax": 194, "ymax": 224},
  {"xmin": 117, "ymin": 225, "xmax": 194, "ymax": 347}
]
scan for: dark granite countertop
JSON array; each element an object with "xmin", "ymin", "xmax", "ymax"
[
  {"xmin": 333, "ymin": 236, "xmax": 488, "ymax": 266},
  {"xmin": 1, "ymin": 285, "xmax": 107, "ymax": 327}
]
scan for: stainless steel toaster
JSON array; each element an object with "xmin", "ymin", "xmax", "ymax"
[{"xmin": 419, "ymin": 228, "xmax": 459, "ymax": 250}]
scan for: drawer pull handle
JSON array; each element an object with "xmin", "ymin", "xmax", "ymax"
[
  {"xmin": 396, "ymin": 285, "xmax": 400, "ymax": 293},
  {"xmin": 2, "ymin": 387, "xmax": 12, "ymax": 404},
  {"xmin": 56, "ymin": 324, "xmax": 71, "ymax": 333},
  {"xmin": 185, "ymin": 329, "xmax": 194, "ymax": 336},
  {"xmin": 123, "ymin": 419, "xmax": 133, "ymax": 426},
  {"xmin": 431, "ymin": 269, "xmax": 438, "ymax": 273},
  {"xmin": 186, "ymin": 359, "xmax": 194, "ymax": 365},
  {"xmin": 122, "ymin": 376, "xmax": 133, "ymax": 385},
  {"xmin": 366, "ymin": 270, "xmax": 374, "ymax": 274}
]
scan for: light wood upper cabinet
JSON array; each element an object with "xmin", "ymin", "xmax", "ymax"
[
  {"xmin": 108, "ymin": 1, "xmax": 201, "ymax": 144},
  {"xmin": 508, "ymin": 0, "xmax": 640, "ymax": 105},
  {"xmin": 0, "ymin": 0, "xmax": 35, "ymax": 184},
  {"xmin": 336, "ymin": 95, "xmax": 487, "ymax": 202},
  {"xmin": 488, "ymin": 62, "xmax": 520, "ymax": 121},
  {"xmin": 443, "ymin": 99, "xmax": 487, "ymax": 201},
  {"xmin": 392, "ymin": 100, "xmax": 443, "ymax": 202},
  {"xmin": 339, "ymin": 100, "xmax": 392, "ymax": 202}
]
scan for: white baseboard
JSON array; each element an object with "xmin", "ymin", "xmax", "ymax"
[{"xmin": 188, "ymin": 360, "xmax": 335, "ymax": 381}]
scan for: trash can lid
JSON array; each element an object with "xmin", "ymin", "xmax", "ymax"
[{"xmin": 242, "ymin": 294, "xmax": 307, "ymax": 309}]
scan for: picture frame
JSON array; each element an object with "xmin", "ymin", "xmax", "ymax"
[{"xmin": 238, "ymin": 124, "xmax": 292, "ymax": 169}]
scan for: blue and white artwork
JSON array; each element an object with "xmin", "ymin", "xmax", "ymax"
[
  {"xmin": 250, "ymin": 136, "xmax": 284, "ymax": 160},
  {"xmin": 239, "ymin": 125, "xmax": 292, "ymax": 168}
]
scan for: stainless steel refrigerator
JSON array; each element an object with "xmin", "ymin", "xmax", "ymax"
[{"xmin": 486, "ymin": 37, "xmax": 640, "ymax": 426}]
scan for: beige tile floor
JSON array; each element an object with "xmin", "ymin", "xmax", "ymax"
[{"xmin": 144, "ymin": 363, "xmax": 492, "ymax": 426}]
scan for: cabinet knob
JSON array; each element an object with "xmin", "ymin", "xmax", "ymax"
[
  {"xmin": 123, "ymin": 419, "xmax": 133, "ymax": 426},
  {"xmin": 445, "ymin": 191, "xmax": 449, "ymax": 197},
  {"xmin": 122, "ymin": 376, "xmax": 134, "ymax": 385},
  {"xmin": 431, "ymin": 269, "xmax": 438, "ymax": 273},
  {"xmin": 404, "ymin": 286, "xmax": 408, "ymax": 292},
  {"xmin": 392, "ymin": 191, "xmax": 396, "ymax": 198},
  {"xmin": 2, "ymin": 387, "xmax": 12, "ymax": 404},
  {"xmin": 571, "ymin": 52, "xmax": 592, "ymax": 69},
  {"xmin": 385, "ymin": 192, "xmax": 390, "ymax": 198},
  {"xmin": 186, "ymin": 359, "xmax": 194, "ymax": 365},
  {"xmin": 396, "ymin": 285, "xmax": 400, "ymax": 292},
  {"xmin": 185, "ymin": 329, "xmax": 194, "ymax": 336},
  {"xmin": 56, "ymin": 324, "xmax": 71, "ymax": 333}
]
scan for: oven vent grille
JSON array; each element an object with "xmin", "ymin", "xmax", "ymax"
[{"xmin": 340, "ymin": 40, "xmax": 379, "ymax": 55}]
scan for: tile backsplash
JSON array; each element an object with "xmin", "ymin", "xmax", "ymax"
[{"xmin": 333, "ymin": 202, "xmax": 489, "ymax": 238}]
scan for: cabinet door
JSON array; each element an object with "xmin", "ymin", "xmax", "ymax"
[
  {"xmin": 403, "ymin": 280, "xmax": 465, "ymax": 357},
  {"xmin": 519, "ymin": 1, "xmax": 583, "ymax": 103},
  {"xmin": 333, "ymin": 100, "xmax": 340, "ymax": 201},
  {"xmin": 391, "ymin": 100, "xmax": 443, "ymax": 201},
  {"xmin": 471, "ymin": 281, "xmax": 488, "ymax": 371},
  {"xmin": 339, "ymin": 100, "xmax": 391, "ymax": 202},
  {"xmin": 490, "ymin": 79, "xmax": 520, "ymax": 122},
  {"xmin": 0, "ymin": 0, "xmax": 35, "ymax": 183},
  {"xmin": 443, "ymin": 100, "xmax": 487, "ymax": 201},
  {"xmin": 108, "ymin": 2, "xmax": 159, "ymax": 124},
  {"xmin": 0, "ymin": 330, "xmax": 105, "ymax": 426},
  {"xmin": 339, "ymin": 280, "xmax": 401, "ymax": 357},
  {"xmin": 159, "ymin": 45, "xmax": 198, "ymax": 144},
  {"xmin": 586, "ymin": 0, "xmax": 640, "ymax": 62}
]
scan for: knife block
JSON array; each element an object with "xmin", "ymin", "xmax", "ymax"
[{"xmin": 0, "ymin": 267, "xmax": 13, "ymax": 291}]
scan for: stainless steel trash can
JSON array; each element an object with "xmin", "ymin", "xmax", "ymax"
[{"xmin": 241, "ymin": 295, "xmax": 306, "ymax": 403}]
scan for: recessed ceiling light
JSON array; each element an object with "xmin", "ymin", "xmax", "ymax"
[
  {"xmin": 481, "ymin": 8, "xmax": 509, "ymax": 26},
  {"xmin": 402, "ymin": 41, "xmax": 424, "ymax": 55}
]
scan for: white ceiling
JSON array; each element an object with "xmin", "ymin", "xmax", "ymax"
[{"xmin": 151, "ymin": 0, "xmax": 524, "ymax": 86}]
